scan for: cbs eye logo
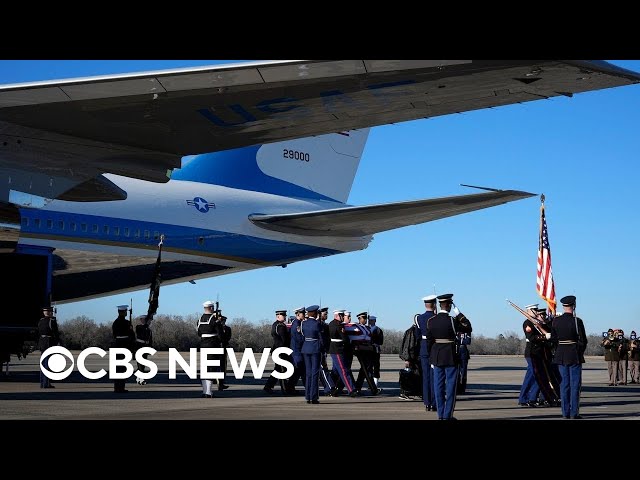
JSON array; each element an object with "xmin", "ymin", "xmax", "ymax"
[{"xmin": 40, "ymin": 346, "xmax": 75, "ymax": 380}]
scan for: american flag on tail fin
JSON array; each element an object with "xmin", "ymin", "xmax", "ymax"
[{"xmin": 536, "ymin": 197, "xmax": 556, "ymax": 314}]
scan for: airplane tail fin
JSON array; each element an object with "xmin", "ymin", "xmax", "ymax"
[{"xmin": 170, "ymin": 129, "xmax": 370, "ymax": 203}]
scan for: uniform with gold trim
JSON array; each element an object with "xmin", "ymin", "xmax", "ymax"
[
  {"xmin": 550, "ymin": 295, "xmax": 587, "ymax": 419},
  {"xmin": 425, "ymin": 293, "xmax": 472, "ymax": 420}
]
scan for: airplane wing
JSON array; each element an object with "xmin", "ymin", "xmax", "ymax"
[
  {"xmin": 248, "ymin": 188, "xmax": 536, "ymax": 237},
  {"xmin": 0, "ymin": 60, "xmax": 638, "ymax": 201}
]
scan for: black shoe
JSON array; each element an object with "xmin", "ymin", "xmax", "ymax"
[
  {"xmin": 526, "ymin": 401, "xmax": 538, "ymax": 407},
  {"xmin": 571, "ymin": 415, "xmax": 583, "ymax": 419},
  {"xmin": 328, "ymin": 387, "xmax": 339, "ymax": 397},
  {"xmin": 307, "ymin": 400, "xmax": 311, "ymax": 404},
  {"xmin": 371, "ymin": 388, "xmax": 383, "ymax": 396},
  {"xmin": 44, "ymin": 385, "xmax": 55, "ymax": 389},
  {"xmin": 428, "ymin": 405, "xmax": 435, "ymax": 411},
  {"xmin": 311, "ymin": 399, "xmax": 320, "ymax": 404},
  {"xmin": 218, "ymin": 384, "xmax": 229, "ymax": 391},
  {"xmin": 204, "ymin": 394, "xmax": 213, "ymax": 398},
  {"xmin": 348, "ymin": 391, "xmax": 359, "ymax": 398},
  {"xmin": 563, "ymin": 416, "xmax": 570, "ymax": 419},
  {"xmin": 609, "ymin": 383, "xmax": 614, "ymax": 386},
  {"xmin": 263, "ymin": 386, "xmax": 274, "ymax": 394},
  {"xmin": 517, "ymin": 402, "xmax": 529, "ymax": 407}
]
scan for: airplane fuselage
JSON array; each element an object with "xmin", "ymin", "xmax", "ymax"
[{"xmin": 18, "ymin": 175, "xmax": 371, "ymax": 281}]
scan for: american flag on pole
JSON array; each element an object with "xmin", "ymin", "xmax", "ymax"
[{"xmin": 536, "ymin": 197, "xmax": 556, "ymax": 314}]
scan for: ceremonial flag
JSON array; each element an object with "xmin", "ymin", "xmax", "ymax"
[{"xmin": 536, "ymin": 197, "xmax": 556, "ymax": 314}]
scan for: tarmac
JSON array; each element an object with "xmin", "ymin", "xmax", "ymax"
[{"xmin": 1, "ymin": 353, "xmax": 639, "ymax": 420}]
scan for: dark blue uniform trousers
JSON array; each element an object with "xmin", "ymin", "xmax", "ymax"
[
  {"xmin": 288, "ymin": 353, "xmax": 306, "ymax": 390},
  {"xmin": 558, "ymin": 364, "xmax": 582, "ymax": 417},
  {"xmin": 331, "ymin": 353, "xmax": 355, "ymax": 393},
  {"xmin": 419, "ymin": 355, "xmax": 434, "ymax": 407},
  {"xmin": 433, "ymin": 365, "xmax": 459, "ymax": 419},
  {"xmin": 303, "ymin": 352, "xmax": 321, "ymax": 401},
  {"xmin": 519, "ymin": 357, "xmax": 540, "ymax": 403},
  {"xmin": 319, "ymin": 353, "xmax": 336, "ymax": 394},
  {"xmin": 40, "ymin": 356, "xmax": 51, "ymax": 388}
]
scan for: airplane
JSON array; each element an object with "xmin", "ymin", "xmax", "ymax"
[{"xmin": 0, "ymin": 59, "xmax": 639, "ymax": 362}]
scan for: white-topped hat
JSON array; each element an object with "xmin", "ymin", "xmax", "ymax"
[
  {"xmin": 117, "ymin": 305, "xmax": 129, "ymax": 311},
  {"xmin": 333, "ymin": 309, "xmax": 345, "ymax": 315},
  {"xmin": 523, "ymin": 303, "xmax": 539, "ymax": 310},
  {"xmin": 203, "ymin": 300, "xmax": 215, "ymax": 308},
  {"xmin": 344, "ymin": 311, "xmax": 351, "ymax": 316},
  {"xmin": 422, "ymin": 295, "xmax": 437, "ymax": 302}
]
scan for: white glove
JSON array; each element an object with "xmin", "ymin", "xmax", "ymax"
[
  {"xmin": 545, "ymin": 332, "xmax": 551, "ymax": 340},
  {"xmin": 451, "ymin": 305, "xmax": 460, "ymax": 316}
]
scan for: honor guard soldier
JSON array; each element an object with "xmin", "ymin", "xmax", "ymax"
[
  {"xmin": 616, "ymin": 329, "xmax": 629, "ymax": 385},
  {"xmin": 135, "ymin": 315, "xmax": 153, "ymax": 385},
  {"xmin": 369, "ymin": 315, "xmax": 384, "ymax": 389},
  {"xmin": 426, "ymin": 293, "xmax": 472, "ymax": 420},
  {"xmin": 417, "ymin": 295, "xmax": 437, "ymax": 411},
  {"xmin": 112, "ymin": 305, "xmax": 135, "ymax": 393},
  {"xmin": 518, "ymin": 304, "xmax": 542, "ymax": 406},
  {"xmin": 288, "ymin": 306, "xmax": 307, "ymax": 394},
  {"xmin": 38, "ymin": 306, "xmax": 59, "ymax": 389},
  {"xmin": 264, "ymin": 310, "xmax": 292, "ymax": 394},
  {"xmin": 550, "ymin": 295, "xmax": 587, "ymax": 419},
  {"xmin": 197, "ymin": 300, "xmax": 223, "ymax": 398},
  {"xmin": 328, "ymin": 309, "xmax": 358, "ymax": 396},
  {"xmin": 301, "ymin": 305, "xmax": 323, "ymax": 404},
  {"xmin": 629, "ymin": 331, "xmax": 640, "ymax": 384},
  {"xmin": 351, "ymin": 312, "xmax": 380, "ymax": 395},
  {"xmin": 217, "ymin": 315, "xmax": 231, "ymax": 390},
  {"xmin": 602, "ymin": 328, "xmax": 620, "ymax": 386},
  {"xmin": 318, "ymin": 307, "xmax": 338, "ymax": 396}
]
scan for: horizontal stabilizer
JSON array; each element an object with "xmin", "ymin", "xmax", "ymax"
[{"xmin": 249, "ymin": 189, "xmax": 535, "ymax": 237}]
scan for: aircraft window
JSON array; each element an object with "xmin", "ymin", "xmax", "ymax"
[
  {"xmin": 70, "ymin": 222, "xmax": 76, "ymax": 231},
  {"xmin": 103, "ymin": 225, "xmax": 109, "ymax": 235},
  {"xmin": 47, "ymin": 219, "xmax": 53, "ymax": 229},
  {"xmin": 144, "ymin": 230, "xmax": 150, "ymax": 239},
  {"xmin": 58, "ymin": 220, "xmax": 64, "ymax": 230},
  {"xmin": 34, "ymin": 218, "xmax": 41, "ymax": 228},
  {"xmin": 81, "ymin": 223, "xmax": 87, "ymax": 232},
  {"xmin": 113, "ymin": 227, "xmax": 120, "ymax": 236},
  {"xmin": 22, "ymin": 217, "xmax": 29, "ymax": 227},
  {"xmin": 154, "ymin": 231, "xmax": 159, "ymax": 240},
  {"xmin": 198, "ymin": 237, "xmax": 205, "ymax": 246},
  {"xmin": 92, "ymin": 224, "xmax": 98, "ymax": 233},
  {"xmin": 135, "ymin": 229, "xmax": 141, "ymax": 238},
  {"xmin": 124, "ymin": 227, "xmax": 130, "ymax": 237}
]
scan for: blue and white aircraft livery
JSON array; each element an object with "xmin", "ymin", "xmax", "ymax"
[{"xmin": 0, "ymin": 60, "xmax": 639, "ymax": 357}]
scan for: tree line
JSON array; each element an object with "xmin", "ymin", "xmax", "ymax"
[{"xmin": 57, "ymin": 315, "xmax": 606, "ymax": 356}]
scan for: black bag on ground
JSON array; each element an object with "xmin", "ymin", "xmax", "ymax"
[{"xmin": 399, "ymin": 367, "xmax": 422, "ymax": 397}]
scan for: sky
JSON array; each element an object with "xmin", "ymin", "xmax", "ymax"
[{"xmin": 1, "ymin": 60, "xmax": 639, "ymax": 337}]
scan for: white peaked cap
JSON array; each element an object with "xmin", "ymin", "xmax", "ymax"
[
  {"xmin": 117, "ymin": 305, "xmax": 129, "ymax": 311},
  {"xmin": 523, "ymin": 303, "xmax": 539, "ymax": 310},
  {"xmin": 422, "ymin": 295, "xmax": 437, "ymax": 302},
  {"xmin": 333, "ymin": 309, "xmax": 345, "ymax": 315},
  {"xmin": 203, "ymin": 300, "xmax": 215, "ymax": 308}
]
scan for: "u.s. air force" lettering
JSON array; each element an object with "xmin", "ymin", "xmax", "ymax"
[{"xmin": 196, "ymin": 80, "xmax": 416, "ymax": 127}]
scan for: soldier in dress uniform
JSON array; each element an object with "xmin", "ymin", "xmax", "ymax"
[
  {"xmin": 301, "ymin": 305, "xmax": 323, "ymax": 404},
  {"xmin": 425, "ymin": 293, "xmax": 472, "ymax": 420},
  {"xmin": 264, "ymin": 310, "xmax": 292, "ymax": 394},
  {"xmin": 550, "ymin": 295, "xmax": 587, "ymax": 419},
  {"xmin": 37, "ymin": 306, "xmax": 59, "ymax": 389},
  {"xmin": 112, "ymin": 304, "xmax": 135, "ymax": 393},
  {"xmin": 135, "ymin": 314, "xmax": 153, "ymax": 385},
  {"xmin": 352, "ymin": 312, "xmax": 380, "ymax": 395},
  {"xmin": 318, "ymin": 307, "xmax": 338, "ymax": 396},
  {"xmin": 197, "ymin": 300, "xmax": 223, "ymax": 398},
  {"xmin": 369, "ymin": 315, "xmax": 384, "ymax": 389},
  {"xmin": 287, "ymin": 306, "xmax": 306, "ymax": 394},
  {"xmin": 328, "ymin": 309, "xmax": 358, "ymax": 397},
  {"xmin": 217, "ymin": 315, "xmax": 231, "ymax": 391},
  {"xmin": 518, "ymin": 304, "xmax": 542, "ymax": 406},
  {"xmin": 416, "ymin": 295, "xmax": 437, "ymax": 411},
  {"xmin": 616, "ymin": 329, "xmax": 629, "ymax": 385},
  {"xmin": 629, "ymin": 331, "xmax": 640, "ymax": 384}
]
